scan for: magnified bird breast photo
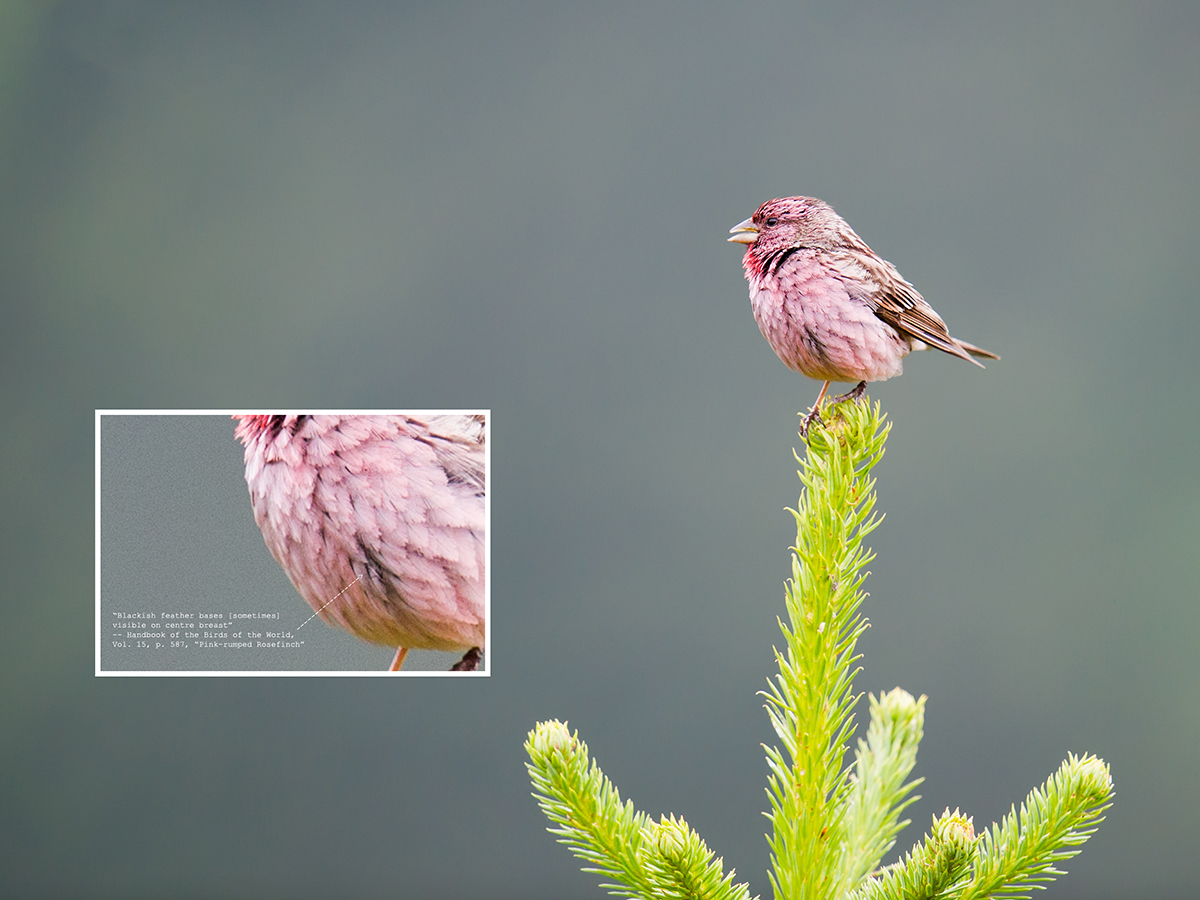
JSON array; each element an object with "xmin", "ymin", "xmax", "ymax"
[{"xmin": 234, "ymin": 413, "xmax": 487, "ymax": 672}]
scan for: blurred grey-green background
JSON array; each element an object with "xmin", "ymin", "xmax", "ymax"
[{"xmin": 3, "ymin": 2, "xmax": 1197, "ymax": 898}]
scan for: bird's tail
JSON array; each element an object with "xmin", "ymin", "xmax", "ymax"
[{"xmin": 955, "ymin": 339, "xmax": 1000, "ymax": 361}]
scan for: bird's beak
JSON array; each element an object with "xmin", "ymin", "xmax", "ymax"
[{"xmin": 728, "ymin": 217, "xmax": 758, "ymax": 244}]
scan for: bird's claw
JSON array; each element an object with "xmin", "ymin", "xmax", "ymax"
[
  {"xmin": 832, "ymin": 381, "xmax": 868, "ymax": 404},
  {"xmin": 799, "ymin": 407, "xmax": 825, "ymax": 438},
  {"xmin": 801, "ymin": 382, "xmax": 868, "ymax": 438},
  {"xmin": 451, "ymin": 647, "xmax": 482, "ymax": 671}
]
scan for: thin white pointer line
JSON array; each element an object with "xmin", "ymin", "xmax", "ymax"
[{"xmin": 296, "ymin": 575, "xmax": 363, "ymax": 630}]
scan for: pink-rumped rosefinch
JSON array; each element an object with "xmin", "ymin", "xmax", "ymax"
[
  {"xmin": 729, "ymin": 196, "xmax": 998, "ymax": 433},
  {"xmin": 234, "ymin": 414, "xmax": 486, "ymax": 672}
]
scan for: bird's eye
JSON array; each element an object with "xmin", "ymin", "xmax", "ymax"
[{"xmin": 765, "ymin": 217, "xmax": 779, "ymax": 227}]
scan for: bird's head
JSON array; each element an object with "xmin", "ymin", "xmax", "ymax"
[{"xmin": 728, "ymin": 196, "xmax": 852, "ymax": 262}]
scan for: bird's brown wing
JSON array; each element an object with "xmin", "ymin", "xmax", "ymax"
[
  {"xmin": 411, "ymin": 415, "xmax": 486, "ymax": 494},
  {"xmin": 835, "ymin": 249, "xmax": 985, "ymax": 367}
]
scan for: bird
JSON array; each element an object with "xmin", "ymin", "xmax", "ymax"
[
  {"xmin": 234, "ymin": 414, "xmax": 486, "ymax": 672},
  {"xmin": 729, "ymin": 196, "xmax": 998, "ymax": 434}
]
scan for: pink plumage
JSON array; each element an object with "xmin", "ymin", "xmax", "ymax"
[
  {"xmin": 729, "ymin": 196, "xmax": 997, "ymax": 432},
  {"xmin": 234, "ymin": 414, "xmax": 486, "ymax": 671}
]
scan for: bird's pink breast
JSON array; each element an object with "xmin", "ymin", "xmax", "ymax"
[
  {"xmin": 239, "ymin": 416, "xmax": 485, "ymax": 652},
  {"xmin": 746, "ymin": 251, "xmax": 908, "ymax": 384}
]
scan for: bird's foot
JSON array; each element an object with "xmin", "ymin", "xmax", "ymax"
[
  {"xmin": 800, "ymin": 380, "xmax": 833, "ymax": 439},
  {"xmin": 801, "ymin": 382, "xmax": 867, "ymax": 438},
  {"xmin": 451, "ymin": 647, "xmax": 482, "ymax": 672},
  {"xmin": 832, "ymin": 381, "xmax": 868, "ymax": 403},
  {"xmin": 798, "ymin": 407, "xmax": 825, "ymax": 437}
]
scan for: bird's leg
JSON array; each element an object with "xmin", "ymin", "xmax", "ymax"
[
  {"xmin": 799, "ymin": 381, "xmax": 832, "ymax": 436},
  {"xmin": 389, "ymin": 647, "xmax": 410, "ymax": 671},
  {"xmin": 832, "ymin": 381, "xmax": 868, "ymax": 403},
  {"xmin": 451, "ymin": 647, "xmax": 482, "ymax": 672}
]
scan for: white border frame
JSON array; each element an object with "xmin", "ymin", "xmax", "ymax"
[{"xmin": 95, "ymin": 409, "xmax": 491, "ymax": 677}]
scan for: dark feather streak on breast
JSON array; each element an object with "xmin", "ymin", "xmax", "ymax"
[
  {"xmin": 259, "ymin": 415, "xmax": 288, "ymax": 440},
  {"xmin": 768, "ymin": 246, "xmax": 801, "ymax": 277},
  {"xmin": 356, "ymin": 535, "xmax": 397, "ymax": 589},
  {"xmin": 801, "ymin": 324, "xmax": 831, "ymax": 367}
]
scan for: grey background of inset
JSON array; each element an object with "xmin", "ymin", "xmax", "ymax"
[
  {"xmin": 3, "ymin": 2, "xmax": 1198, "ymax": 899},
  {"xmin": 98, "ymin": 414, "xmax": 465, "ymax": 672}
]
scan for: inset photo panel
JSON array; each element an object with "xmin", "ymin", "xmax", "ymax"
[{"xmin": 96, "ymin": 411, "xmax": 489, "ymax": 675}]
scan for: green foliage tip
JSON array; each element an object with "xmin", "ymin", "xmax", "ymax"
[{"xmin": 524, "ymin": 396, "xmax": 1112, "ymax": 900}]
